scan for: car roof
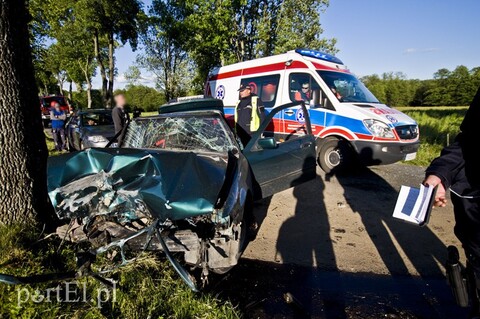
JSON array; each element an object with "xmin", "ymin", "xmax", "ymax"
[
  {"xmin": 77, "ymin": 109, "xmax": 112, "ymax": 114},
  {"xmin": 138, "ymin": 109, "xmax": 224, "ymax": 120},
  {"xmin": 158, "ymin": 98, "xmax": 224, "ymax": 114}
]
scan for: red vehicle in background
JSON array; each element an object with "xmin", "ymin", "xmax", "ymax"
[{"xmin": 40, "ymin": 95, "xmax": 72, "ymax": 127}]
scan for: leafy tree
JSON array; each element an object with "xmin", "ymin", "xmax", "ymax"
[
  {"xmin": 30, "ymin": 0, "xmax": 98, "ymax": 106},
  {"xmin": 137, "ymin": 0, "xmax": 194, "ymax": 100},
  {"xmin": 179, "ymin": 0, "xmax": 336, "ymax": 87},
  {"xmin": 32, "ymin": 0, "xmax": 143, "ymax": 107},
  {"xmin": 124, "ymin": 65, "xmax": 142, "ymax": 85},
  {"xmin": 274, "ymin": 0, "xmax": 336, "ymax": 54},
  {"xmin": 0, "ymin": 0, "xmax": 55, "ymax": 225},
  {"xmin": 80, "ymin": 0, "xmax": 143, "ymax": 107},
  {"xmin": 362, "ymin": 66, "xmax": 479, "ymax": 107}
]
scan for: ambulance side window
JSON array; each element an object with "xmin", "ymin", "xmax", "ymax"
[
  {"xmin": 240, "ymin": 74, "xmax": 280, "ymax": 108},
  {"xmin": 289, "ymin": 73, "xmax": 334, "ymax": 110}
]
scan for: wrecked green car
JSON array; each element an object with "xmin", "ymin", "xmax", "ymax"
[{"xmin": 47, "ymin": 100, "xmax": 316, "ymax": 290}]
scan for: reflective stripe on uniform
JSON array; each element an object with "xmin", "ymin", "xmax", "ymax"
[{"xmin": 235, "ymin": 96, "xmax": 261, "ymax": 133}]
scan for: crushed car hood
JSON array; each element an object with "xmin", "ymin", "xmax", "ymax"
[{"xmin": 47, "ymin": 148, "xmax": 228, "ymax": 222}]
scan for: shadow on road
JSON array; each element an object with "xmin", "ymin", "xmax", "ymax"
[
  {"xmin": 275, "ymin": 173, "xmax": 346, "ymax": 318},
  {"xmin": 331, "ymin": 166, "xmax": 447, "ymax": 279},
  {"xmin": 207, "ymin": 164, "xmax": 467, "ymax": 318}
]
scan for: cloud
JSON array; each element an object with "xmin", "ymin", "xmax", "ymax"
[{"xmin": 403, "ymin": 47, "xmax": 440, "ymax": 55}]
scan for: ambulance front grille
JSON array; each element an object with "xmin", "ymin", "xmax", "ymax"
[{"xmin": 395, "ymin": 125, "xmax": 418, "ymax": 140}]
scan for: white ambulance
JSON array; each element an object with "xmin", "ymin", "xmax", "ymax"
[{"xmin": 205, "ymin": 49, "xmax": 419, "ymax": 172}]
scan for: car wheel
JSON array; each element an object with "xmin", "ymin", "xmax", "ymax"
[{"xmin": 317, "ymin": 137, "xmax": 353, "ymax": 173}]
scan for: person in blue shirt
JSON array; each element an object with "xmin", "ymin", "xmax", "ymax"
[{"xmin": 50, "ymin": 102, "xmax": 67, "ymax": 151}]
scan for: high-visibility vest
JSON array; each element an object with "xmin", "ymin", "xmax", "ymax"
[{"xmin": 235, "ymin": 96, "xmax": 261, "ymax": 133}]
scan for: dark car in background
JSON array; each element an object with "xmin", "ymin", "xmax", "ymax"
[
  {"xmin": 65, "ymin": 109, "xmax": 115, "ymax": 150},
  {"xmin": 40, "ymin": 95, "xmax": 72, "ymax": 127}
]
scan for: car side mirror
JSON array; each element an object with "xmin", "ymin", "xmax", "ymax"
[{"xmin": 258, "ymin": 137, "xmax": 277, "ymax": 150}]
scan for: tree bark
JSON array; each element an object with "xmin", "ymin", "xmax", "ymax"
[
  {"xmin": 94, "ymin": 31, "xmax": 108, "ymax": 107},
  {"xmin": 107, "ymin": 32, "xmax": 115, "ymax": 108},
  {"xmin": 0, "ymin": 0, "xmax": 55, "ymax": 226},
  {"xmin": 68, "ymin": 81, "xmax": 72, "ymax": 101}
]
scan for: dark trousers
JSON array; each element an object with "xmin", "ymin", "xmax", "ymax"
[
  {"xmin": 452, "ymin": 194, "xmax": 480, "ymax": 269},
  {"xmin": 52, "ymin": 127, "xmax": 66, "ymax": 151}
]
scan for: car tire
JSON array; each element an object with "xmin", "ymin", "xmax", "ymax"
[{"xmin": 317, "ymin": 137, "xmax": 353, "ymax": 173}]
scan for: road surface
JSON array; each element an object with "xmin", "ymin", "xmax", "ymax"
[{"xmin": 210, "ymin": 164, "xmax": 468, "ymax": 319}]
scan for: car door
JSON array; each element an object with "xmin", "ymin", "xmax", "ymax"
[{"xmin": 243, "ymin": 102, "xmax": 317, "ymax": 199}]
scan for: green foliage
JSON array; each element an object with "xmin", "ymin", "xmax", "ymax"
[
  {"xmin": 0, "ymin": 223, "xmax": 239, "ymax": 318},
  {"xmin": 362, "ymin": 66, "xmax": 480, "ymax": 107},
  {"xmin": 114, "ymin": 85, "xmax": 166, "ymax": 112},
  {"xmin": 137, "ymin": 0, "xmax": 195, "ymax": 100},
  {"xmin": 397, "ymin": 107, "xmax": 467, "ymax": 166},
  {"xmin": 143, "ymin": 0, "xmax": 336, "ymax": 89},
  {"xmin": 72, "ymin": 90, "xmax": 104, "ymax": 110},
  {"xmin": 274, "ymin": 0, "xmax": 337, "ymax": 54}
]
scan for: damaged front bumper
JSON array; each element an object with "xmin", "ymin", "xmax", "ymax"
[{"xmin": 46, "ymin": 148, "xmax": 248, "ymax": 290}]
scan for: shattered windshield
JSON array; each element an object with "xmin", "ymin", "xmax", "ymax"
[
  {"xmin": 123, "ymin": 113, "xmax": 236, "ymax": 153},
  {"xmin": 317, "ymin": 71, "xmax": 379, "ymax": 103}
]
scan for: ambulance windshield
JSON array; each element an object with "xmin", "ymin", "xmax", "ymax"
[{"xmin": 317, "ymin": 71, "xmax": 380, "ymax": 104}]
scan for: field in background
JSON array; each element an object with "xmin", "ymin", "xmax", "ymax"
[{"xmin": 396, "ymin": 106, "xmax": 468, "ymax": 166}]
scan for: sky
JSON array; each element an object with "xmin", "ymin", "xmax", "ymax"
[{"xmin": 104, "ymin": 0, "xmax": 480, "ymax": 89}]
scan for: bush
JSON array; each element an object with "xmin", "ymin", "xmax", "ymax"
[
  {"xmin": 0, "ymin": 224, "xmax": 239, "ymax": 318},
  {"xmin": 399, "ymin": 107, "xmax": 467, "ymax": 166}
]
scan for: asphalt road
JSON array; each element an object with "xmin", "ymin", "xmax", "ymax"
[{"xmin": 211, "ymin": 164, "xmax": 468, "ymax": 319}]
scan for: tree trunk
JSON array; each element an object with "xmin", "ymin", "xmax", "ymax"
[
  {"xmin": 79, "ymin": 56, "xmax": 93, "ymax": 109},
  {"xmin": 94, "ymin": 31, "xmax": 108, "ymax": 107},
  {"xmin": 0, "ymin": 0, "xmax": 55, "ymax": 226},
  {"xmin": 107, "ymin": 33, "xmax": 115, "ymax": 108},
  {"xmin": 57, "ymin": 73, "xmax": 64, "ymax": 95},
  {"xmin": 68, "ymin": 81, "xmax": 72, "ymax": 101},
  {"xmin": 86, "ymin": 79, "xmax": 92, "ymax": 109}
]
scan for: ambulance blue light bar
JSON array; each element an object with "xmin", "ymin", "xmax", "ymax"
[{"xmin": 295, "ymin": 49, "xmax": 344, "ymax": 65}]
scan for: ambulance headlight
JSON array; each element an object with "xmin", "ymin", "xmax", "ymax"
[{"xmin": 363, "ymin": 119, "xmax": 395, "ymax": 139}]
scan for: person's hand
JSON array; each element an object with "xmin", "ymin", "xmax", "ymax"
[{"xmin": 423, "ymin": 175, "xmax": 447, "ymax": 207}]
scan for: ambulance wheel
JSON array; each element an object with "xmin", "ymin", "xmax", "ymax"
[{"xmin": 318, "ymin": 137, "xmax": 352, "ymax": 173}]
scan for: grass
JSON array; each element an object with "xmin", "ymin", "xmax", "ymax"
[
  {"xmin": 4, "ymin": 132, "xmax": 240, "ymax": 318},
  {"xmin": 0, "ymin": 225, "xmax": 239, "ymax": 319},
  {"xmin": 396, "ymin": 106, "xmax": 468, "ymax": 166}
]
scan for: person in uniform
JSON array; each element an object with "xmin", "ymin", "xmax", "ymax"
[
  {"xmin": 424, "ymin": 86, "xmax": 480, "ymax": 318},
  {"xmin": 235, "ymin": 84, "xmax": 266, "ymax": 146}
]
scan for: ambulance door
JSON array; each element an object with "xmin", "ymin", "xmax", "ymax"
[{"xmin": 283, "ymin": 72, "xmax": 329, "ymax": 137}]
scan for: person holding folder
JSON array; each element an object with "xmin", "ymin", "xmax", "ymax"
[{"xmin": 424, "ymin": 86, "xmax": 480, "ymax": 318}]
